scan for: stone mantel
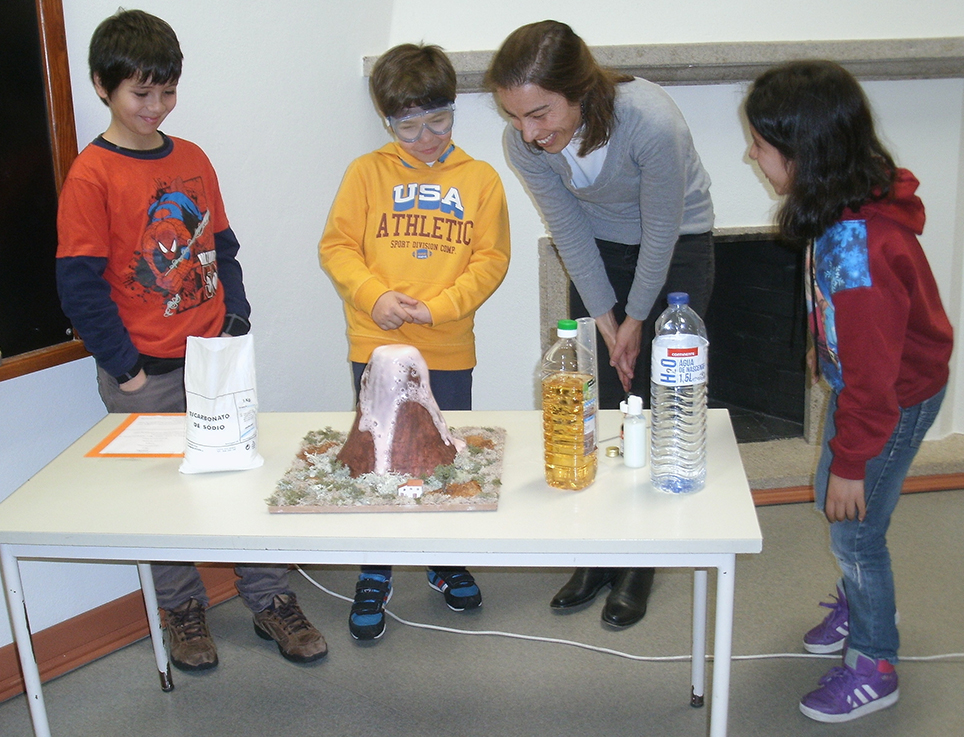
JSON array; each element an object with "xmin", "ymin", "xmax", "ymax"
[{"xmin": 364, "ymin": 37, "xmax": 964, "ymax": 91}]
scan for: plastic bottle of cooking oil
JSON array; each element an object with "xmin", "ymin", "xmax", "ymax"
[{"xmin": 542, "ymin": 319, "xmax": 597, "ymax": 490}]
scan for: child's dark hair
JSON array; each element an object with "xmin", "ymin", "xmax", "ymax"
[
  {"xmin": 484, "ymin": 20, "xmax": 632, "ymax": 156},
  {"xmin": 370, "ymin": 44, "xmax": 456, "ymax": 119},
  {"xmin": 745, "ymin": 60, "xmax": 896, "ymax": 241},
  {"xmin": 89, "ymin": 9, "xmax": 183, "ymax": 104}
]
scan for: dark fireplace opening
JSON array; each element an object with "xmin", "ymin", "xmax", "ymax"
[{"xmin": 704, "ymin": 233, "xmax": 808, "ymax": 443}]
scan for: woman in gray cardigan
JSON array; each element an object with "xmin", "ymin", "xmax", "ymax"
[{"xmin": 486, "ymin": 20, "xmax": 714, "ymax": 627}]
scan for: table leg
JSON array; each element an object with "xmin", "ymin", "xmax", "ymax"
[
  {"xmin": 0, "ymin": 544, "xmax": 52, "ymax": 737},
  {"xmin": 136, "ymin": 562, "xmax": 174, "ymax": 692},
  {"xmin": 709, "ymin": 556, "xmax": 736, "ymax": 737},
  {"xmin": 691, "ymin": 569, "xmax": 708, "ymax": 707}
]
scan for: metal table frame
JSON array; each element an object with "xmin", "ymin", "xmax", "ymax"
[{"xmin": 1, "ymin": 409, "xmax": 761, "ymax": 737}]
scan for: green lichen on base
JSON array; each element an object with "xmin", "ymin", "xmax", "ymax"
[{"xmin": 267, "ymin": 426, "xmax": 505, "ymax": 512}]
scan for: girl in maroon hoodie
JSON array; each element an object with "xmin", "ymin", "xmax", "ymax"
[{"xmin": 745, "ymin": 60, "xmax": 953, "ymax": 724}]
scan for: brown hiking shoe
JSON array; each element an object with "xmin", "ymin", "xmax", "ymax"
[
  {"xmin": 253, "ymin": 592, "xmax": 328, "ymax": 663},
  {"xmin": 162, "ymin": 598, "xmax": 218, "ymax": 672}
]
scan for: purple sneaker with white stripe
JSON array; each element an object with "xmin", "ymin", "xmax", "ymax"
[
  {"xmin": 799, "ymin": 649, "xmax": 899, "ymax": 723},
  {"xmin": 803, "ymin": 580, "xmax": 849, "ymax": 653}
]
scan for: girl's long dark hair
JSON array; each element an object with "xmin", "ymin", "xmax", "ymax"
[
  {"xmin": 484, "ymin": 20, "xmax": 632, "ymax": 156},
  {"xmin": 745, "ymin": 60, "xmax": 896, "ymax": 241}
]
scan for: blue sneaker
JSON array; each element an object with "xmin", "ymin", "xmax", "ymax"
[
  {"xmin": 803, "ymin": 580, "xmax": 849, "ymax": 653},
  {"xmin": 427, "ymin": 567, "xmax": 482, "ymax": 611},
  {"xmin": 349, "ymin": 573, "xmax": 392, "ymax": 640},
  {"xmin": 799, "ymin": 650, "xmax": 899, "ymax": 723}
]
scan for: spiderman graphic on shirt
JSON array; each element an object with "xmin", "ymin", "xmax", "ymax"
[{"xmin": 130, "ymin": 176, "xmax": 218, "ymax": 316}]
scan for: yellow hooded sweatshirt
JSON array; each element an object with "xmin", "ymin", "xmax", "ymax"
[{"xmin": 320, "ymin": 141, "xmax": 510, "ymax": 370}]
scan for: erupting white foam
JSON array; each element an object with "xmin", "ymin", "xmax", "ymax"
[{"xmin": 358, "ymin": 345, "xmax": 465, "ymax": 474}]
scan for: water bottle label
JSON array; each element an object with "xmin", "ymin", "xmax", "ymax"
[{"xmin": 651, "ymin": 337, "xmax": 708, "ymax": 387}]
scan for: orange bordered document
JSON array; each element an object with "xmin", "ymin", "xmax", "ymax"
[{"xmin": 85, "ymin": 413, "xmax": 186, "ymax": 458}]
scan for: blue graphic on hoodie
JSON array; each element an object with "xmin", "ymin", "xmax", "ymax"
[{"xmin": 809, "ymin": 220, "xmax": 872, "ymax": 393}]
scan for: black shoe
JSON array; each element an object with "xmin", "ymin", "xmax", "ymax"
[
  {"xmin": 602, "ymin": 568, "xmax": 655, "ymax": 627},
  {"xmin": 349, "ymin": 574, "xmax": 392, "ymax": 641},
  {"xmin": 550, "ymin": 568, "xmax": 617, "ymax": 609},
  {"xmin": 427, "ymin": 567, "xmax": 482, "ymax": 611}
]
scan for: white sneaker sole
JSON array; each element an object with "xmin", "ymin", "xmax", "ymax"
[{"xmin": 799, "ymin": 688, "xmax": 899, "ymax": 723}]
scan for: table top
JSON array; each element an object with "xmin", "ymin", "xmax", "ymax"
[{"xmin": 0, "ymin": 410, "xmax": 761, "ymax": 563}]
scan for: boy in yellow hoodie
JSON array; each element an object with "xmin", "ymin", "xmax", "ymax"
[{"xmin": 319, "ymin": 43, "xmax": 510, "ymax": 641}]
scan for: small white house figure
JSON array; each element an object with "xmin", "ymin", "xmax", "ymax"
[{"xmin": 397, "ymin": 479, "xmax": 424, "ymax": 499}]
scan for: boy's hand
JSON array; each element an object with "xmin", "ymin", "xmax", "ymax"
[
  {"xmin": 824, "ymin": 473, "xmax": 867, "ymax": 522},
  {"xmin": 372, "ymin": 291, "xmax": 418, "ymax": 330},
  {"xmin": 403, "ymin": 300, "xmax": 432, "ymax": 325},
  {"xmin": 119, "ymin": 368, "xmax": 148, "ymax": 392}
]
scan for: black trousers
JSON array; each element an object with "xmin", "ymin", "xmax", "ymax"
[{"xmin": 569, "ymin": 232, "xmax": 714, "ymax": 410}]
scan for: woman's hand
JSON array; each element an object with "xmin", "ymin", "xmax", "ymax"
[
  {"xmin": 824, "ymin": 473, "xmax": 866, "ymax": 522},
  {"xmin": 611, "ymin": 316, "xmax": 643, "ymax": 391},
  {"xmin": 595, "ymin": 311, "xmax": 640, "ymax": 392},
  {"xmin": 372, "ymin": 291, "xmax": 418, "ymax": 330}
]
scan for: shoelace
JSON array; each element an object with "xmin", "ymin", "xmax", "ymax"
[
  {"xmin": 818, "ymin": 666, "xmax": 849, "ymax": 687},
  {"xmin": 168, "ymin": 605, "xmax": 208, "ymax": 641},
  {"xmin": 819, "ymin": 595, "xmax": 845, "ymax": 616},
  {"xmin": 272, "ymin": 597, "xmax": 312, "ymax": 632}
]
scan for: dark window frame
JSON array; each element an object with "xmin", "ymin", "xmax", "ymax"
[{"xmin": 0, "ymin": 0, "xmax": 88, "ymax": 382}]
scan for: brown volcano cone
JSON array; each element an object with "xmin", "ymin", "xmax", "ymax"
[
  {"xmin": 335, "ymin": 345, "xmax": 463, "ymax": 479},
  {"xmin": 337, "ymin": 401, "xmax": 457, "ymax": 478},
  {"xmin": 334, "ymin": 410, "xmax": 375, "ymax": 477}
]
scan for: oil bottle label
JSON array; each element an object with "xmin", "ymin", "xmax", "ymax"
[{"xmin": 583, "ymin": 377, "xmax": 597, "ymax": 452}]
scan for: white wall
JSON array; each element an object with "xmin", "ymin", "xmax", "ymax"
[
  {"xmin": 393, "ymin": 3, "xmax": 964, "ymax": 435},
  {"xmin": 2, "ymin": 0, "xmax": 962, "ymax": 647},
  {"xmin": 388, "ymin": 0, "xmax": 964, "ymax": 47},
  {"xmin": 1, "ymin": 0, "xmax": 394, "ymax": 647}
]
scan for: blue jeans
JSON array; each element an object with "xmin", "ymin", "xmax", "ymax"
[{"xmin": 814, "ymin": 385, "xmax": 946, "ymax": 662}]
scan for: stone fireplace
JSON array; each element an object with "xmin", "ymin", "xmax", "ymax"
[{"xmin": 538, "ymin": 233, "xmax": 827, "ymax": 445}]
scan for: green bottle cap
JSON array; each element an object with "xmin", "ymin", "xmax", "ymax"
[{"xmin": 557, "ymin": 319, "xmax": 578, "ymax": 338}]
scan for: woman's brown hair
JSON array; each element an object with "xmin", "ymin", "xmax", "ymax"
[{"xmin": 485, "ymin": 20, "xmax": 631, "ymax": 156}]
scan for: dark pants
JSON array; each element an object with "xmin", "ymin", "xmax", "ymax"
[
  {"xmin": 569, "ymin": 232, "xmax": 714, "ymax": 410},
  {"xmin": 96, "ymin": 365, "xmax": 292, "ymax": 612},
  {"xmin": 351, "ymin": 362, "xmax": 473, "ymax": 410},
  {"xmin": 351, "ymin": 361, "xmax": 473, "ymax": 578}
]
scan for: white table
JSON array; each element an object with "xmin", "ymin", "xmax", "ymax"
[{"xmin": 0, "ymin": 409, "xmax": 761, "ymax": 737}]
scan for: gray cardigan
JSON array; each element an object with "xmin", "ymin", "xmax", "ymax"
[{"xmin": 505, "ymin": 78, "xmax": 714, "ymax": 320}]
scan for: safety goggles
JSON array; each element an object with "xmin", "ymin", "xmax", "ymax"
[{"xmin": 387, "ymin": 102, "xmax": 455, "ymax": 142}]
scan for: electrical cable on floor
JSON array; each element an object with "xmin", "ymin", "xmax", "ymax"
[{"xmin": 296, "ymin": 567, "xmax": 964, "ymax": 664}]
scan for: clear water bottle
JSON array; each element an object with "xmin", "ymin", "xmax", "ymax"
[
  {"xmin": 542, "ymin": 319, "xmax": 597, "ymax": 490},
  {"xmin": 650, "ymin": 293, "xmax": 708, "ymax": 494}
]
